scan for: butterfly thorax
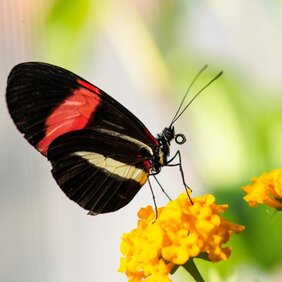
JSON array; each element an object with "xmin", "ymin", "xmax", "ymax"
[{"xmin": 150, "ymin": 126, "xmax": 175, "ymax": 174}]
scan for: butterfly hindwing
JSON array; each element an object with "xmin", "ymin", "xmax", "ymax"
[{"xmin": 48, "ymin": 129, "xmax": 150, "ymax": 213}]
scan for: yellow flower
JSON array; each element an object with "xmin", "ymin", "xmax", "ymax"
[
  {"xmin": 243, "ymin": 169, "xmax": 282, "ymax": 210},
  {"xmin": 118, "ymin": 193, "xmax": 245, "ymax": 281}
]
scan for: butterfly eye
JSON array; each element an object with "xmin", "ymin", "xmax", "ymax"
[{"xmin": 175, "ymin": 133, "xmax": 186, "ymax": 145}]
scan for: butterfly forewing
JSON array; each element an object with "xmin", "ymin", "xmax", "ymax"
[
  {"xmin": 6, "ymin": 62, "xmax": 158, "ymax": 213},
  {"xmin": 6, "ymin": 63, "xmax": 81, "ymax": 153}
]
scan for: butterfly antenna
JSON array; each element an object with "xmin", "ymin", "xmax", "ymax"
[
  {"xmin": 170, "ymin": 70, "xmax": 223, "ymax": 127},
  {"xmin": 169, "ymin": 65, "xmax": 208, "ymax": 128}
]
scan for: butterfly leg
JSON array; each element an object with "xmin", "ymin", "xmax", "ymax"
[
  {"xmin": 148, "ymin": 177, "xmax": 158, "ymax": 220},
  {"xmin": 167, "ymin": 150, "xmax": 193, "ymax": 204},
  {"xmin": 152, "ymin": 175, "xmax": 172, "ymax": 201}
]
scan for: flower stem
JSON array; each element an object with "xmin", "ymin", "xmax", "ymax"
[{"xmin": 182, "ymin": 258, "xmax": 205, "ymax": 282}]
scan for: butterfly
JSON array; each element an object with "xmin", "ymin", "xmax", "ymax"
[{"xmin": 6, "ymin": 62, "xmax": 222, "ymax": 215}]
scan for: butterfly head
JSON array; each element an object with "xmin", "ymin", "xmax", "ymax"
[
  {"xmin": 155, "ymin": 126, "xmax": 186, "ymax": 168},
  {"xmin": 162, "ymin": 126, "xmax": 175, "ymax": 145}
]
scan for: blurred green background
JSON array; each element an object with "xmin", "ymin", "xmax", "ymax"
[{"xmin": 1, "ymin": 0, "xmax": 282, "ymax": 281}]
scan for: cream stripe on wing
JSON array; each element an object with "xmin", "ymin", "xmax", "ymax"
[
  {"xmin": 74, "ymin": 151, "xmax": 148, "ymax": 185},
  {"xmin": 95, "ymin": 128, "xmax": 154, "ymax": 156}
]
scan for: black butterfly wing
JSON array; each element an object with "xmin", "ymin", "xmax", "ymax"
[
  {"xmin": 48, "ymin": 128, "xmax": 152, "ymax": 214},
  {"xmin": 6, "ymin": 62, "xmax": 158, "ymax": 156},
  {"xmin": 6, "ymin": 62, "xmax": 159, "ymax": 213}
]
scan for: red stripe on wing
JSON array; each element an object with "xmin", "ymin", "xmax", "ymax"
[
  {"xmin": 37, "ymin": 86, "xmax": 101, "ymax": 155},
  {"xmin": 144, "ymin": 128, "xmax": 158, "ymax": 145},
  {"xmin": 79, "ymin": 78, "xmax": 159, "ymax": 147},
  {"xmin": 78, "ymin": 79, "xmax": 101, "ymax": 93}
]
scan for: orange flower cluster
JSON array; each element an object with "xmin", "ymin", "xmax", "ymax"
[
  {"xmin": 118, "ymin": 193, "xmax": 244, "ymax": 281},
  {"xmin": 243, "ymin": 169, "xmax": 282, "ymax": 210}
]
